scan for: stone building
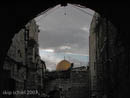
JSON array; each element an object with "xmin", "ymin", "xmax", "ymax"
[
  {"xmin": 3, "ymin": 19, "xmax": 46, "ymax": 98},
  {"xmin": 44, "ymin": 60, "xmax": 89, "ymax": 98},
  {"xmin": 89, "ymin": 12, "xmax": 129, "ymax": 98},
  {"xmin": 70, "ymin": 66, "xmax": 89, "ymax": 98},
  {"xmin": 89, "ymin": 13, "xmax": 99, "ymax": 98}
]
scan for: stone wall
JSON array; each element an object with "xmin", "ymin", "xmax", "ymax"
[
  {"xmin": 3, "ymin": 19, "xmax": 45, "ymax": 98},
  {"xmin": 89, "ymin": 13, "xmax": 100, "ymax": 98},
  {"xmin": 89, "ymin": 12, "xmax": 130, "ymax": 98},
  {"xmin": 70, "ymin": 68, "xmax": 89, "ymax": 98},
  {"xmin": 45, "ymin": 66, "xmax": 89, "ymax": 98}
]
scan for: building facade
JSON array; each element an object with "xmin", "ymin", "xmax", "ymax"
[
  {"xmin": 44, "ymin": 60, "xmax": 89, "ymax": 98},
  {"xmin": 89, "ymin": 12, "xmax": 130, "ymax": 98},
  {"xmin": 3, "ymin": 19, "xmax": 46, "ymax": 98},
  {"xmin": 89, "ymin": 13, "xmax": 99, "ymax": 98}
]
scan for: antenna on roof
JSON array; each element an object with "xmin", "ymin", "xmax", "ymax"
[
  {"xmin": 64, "ymin": 55, "xmax": 65, "ymax": 60},
  {"xmin": 64, "ymin": 6, "xmax": 67, "ymax": 16}
]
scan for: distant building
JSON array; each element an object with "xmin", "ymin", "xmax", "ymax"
[
  {"xmin": 44, "ymin": 59, "xmax": 89, "ymax": 98},
  {"xmin": 56, "ymin": 60, "xmax": 71, "ymax": 71}
]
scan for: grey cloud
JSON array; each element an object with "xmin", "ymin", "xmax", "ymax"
[
  {"xmin": 35, "ymin": 4, "xmax": 94, "ymax": 70},
  {"xmin": 36, "ymin": 4, "xmax": 94, "ymax": 31},
  {"xmin": 38, "ymin": 28, "xmax": 89, "ymax": 55}
]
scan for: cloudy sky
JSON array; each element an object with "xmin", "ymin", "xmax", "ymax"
[{"xmin": 35, "ymin": 4, "xmax": 94, "ymax": 71}]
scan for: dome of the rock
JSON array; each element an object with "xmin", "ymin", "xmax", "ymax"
[{"xmin": 56, "ymin": 60, "xmax": 71, "ymax": 71}]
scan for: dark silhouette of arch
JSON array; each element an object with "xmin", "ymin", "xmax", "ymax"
[
  {"xmin": 0, "ymin": 1, "xmax": 130, "ymax": 98},
  {"xmin": 0, "ymin": 1, "xmax": 129, "ymax": 71}
]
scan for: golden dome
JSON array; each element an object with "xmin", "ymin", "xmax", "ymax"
[{"xmin": 56, "ymin": 60, "xmax": 71, "ymax": 71}]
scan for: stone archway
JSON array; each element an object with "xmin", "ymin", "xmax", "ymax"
[
  {"xmin": 0, "ymin": 1, "xmax": 130, "ymax": 98},
  {"xmin": 0, "ymin": 1, "xmax": 129, "ymax": 68}
]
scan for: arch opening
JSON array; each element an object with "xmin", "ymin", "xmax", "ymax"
[{"xmin": 1, "ymin": 1, "xmax": 129, "ymax": 98}]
